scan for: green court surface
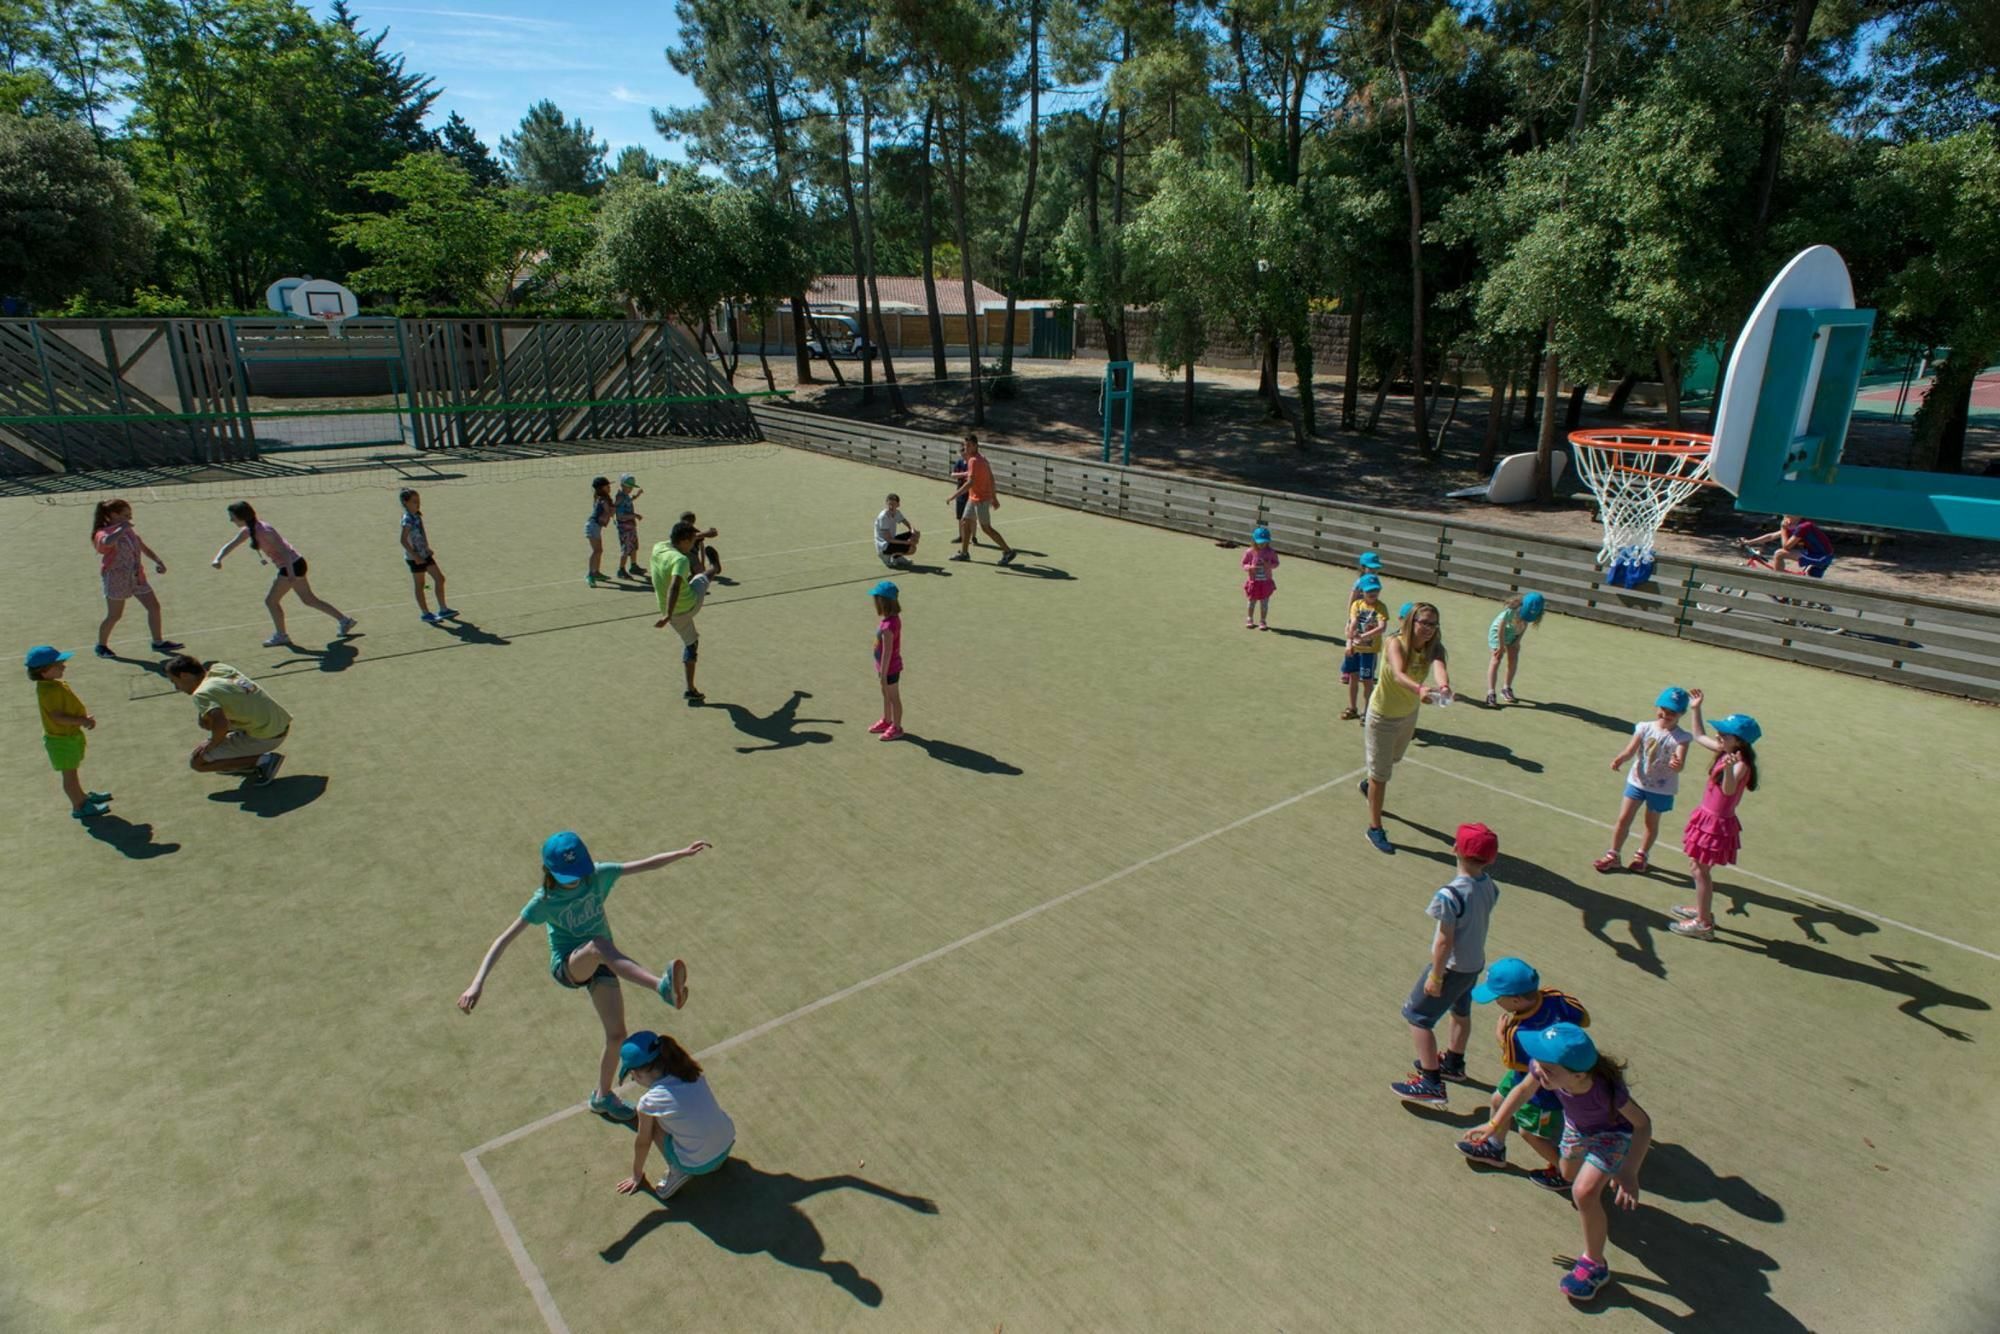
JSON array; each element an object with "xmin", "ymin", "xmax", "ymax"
[{"xmin": 2, "ymin": 443, "xmax": 1996, "ymax": 1333}]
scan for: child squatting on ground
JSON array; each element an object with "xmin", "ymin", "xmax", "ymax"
[
  {"xmin": 399, "ymin": 488, "xmax": 456, "ymax": 624},
  {"xmin": 1596, "ymin": 686, "xmax": 1693, "ymax": 873},
  {"xmin": 1485, "ymin": 590, "xmax": 1544, "ymax": 706},
  {"xmin": 613, "ymin": 1029, "xmax": 736, "ymax": 1201},
  {"xmin": 27, "ymin": 645, "xmax": 110, "ymax": 819},
  {"xmin": 1389, "ymin": 822, "xmax": 1501, "ymax": 1107},
  {"xmin": 1451, "ymin": 957, "xmax": 1588, "ymax": 1190},
  {"xmin": 875, "ymin": 494, "xmax": 920, "ymax": 569},
  {"xmin": 457, "ymin": 831, "xmax": 710, "ymax": 1123}
]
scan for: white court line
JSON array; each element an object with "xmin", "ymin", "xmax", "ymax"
[
  {"xmin": 1406, "ymin": 757, "xmax": 2000, "ymax": 964},
  {"xmin": 462, "ymin": 765, "xmax": 1366, "ymax": 1329}
]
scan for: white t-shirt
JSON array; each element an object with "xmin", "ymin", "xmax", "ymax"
[
  {"xmin": 638, "ymin": 1074, "xmax": 735, "ymax": 1169},
  {"xmin": 1628, "ymin": 720, "xmax": 1693, "ymax": 795},
  {"xmin": 874, "ymin": 508, "xmax": 907, "ymax": 553}
]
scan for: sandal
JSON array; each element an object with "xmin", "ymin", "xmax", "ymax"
[
  {"xmin": 1592, "ymin": 851, "xmax": 1620, "ymax": 874},
  {"xmin": 1339, "ymin": 707, "xmax": 1360, "ymax": 720},
  {"xmin": 1627, "ymin": 851, "xmax": 1650, "ymax": 873}
]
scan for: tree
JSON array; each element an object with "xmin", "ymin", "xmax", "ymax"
[
  {"xmin": 609, "ymin": 144, "xmax": 663, "ymax": 186},
  {"xmin": 1129, "ymin": 145, "xmax": 1248, "ymax": 425},
  {"xmin": 0, "ymin": 112, "xmax": 154, "ymax": 304},
  {"xmin": 501, "ymin": 99, "xmax": 606, "ymax": 195},
  {"xmin": 438, "ymin": 111, "xmax": 504, "ymax": 188}
]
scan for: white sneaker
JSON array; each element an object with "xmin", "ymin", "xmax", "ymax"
[
  {"xmin": 653, "ymin": 1167, "xmax": 690, "ymax": 1200},
  {"xmin": 262, "ymin": 633, "xmax": 292, "ymax": 647},
  {"xmin": 336, "ymin": 616, "xmax": 358, "ymax": 635}
]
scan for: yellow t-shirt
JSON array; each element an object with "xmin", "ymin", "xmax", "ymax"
[
  {"xmin": 1347, "ymin": 598, "xmax": 1385, "ymax": 654},
  {"xmin": 36, "ymin": 679, "xmax": 85, "ymax": 737},
  {"xmin": 1371, "ymin": 640, "xmax": 1441, "ymax": 719},
  {"xmin": 191, "ymin": 664, "xmax": 292, "ymax": 739}
]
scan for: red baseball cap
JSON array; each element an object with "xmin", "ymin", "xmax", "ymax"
[{"xmin": 1454, "ymin": 822, "xmax": 1499, "ymax": 862}]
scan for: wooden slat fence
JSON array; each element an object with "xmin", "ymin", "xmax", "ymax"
[{"xmin": 755, "ymin": 403, "xmax": 2000, "ymax": 703}]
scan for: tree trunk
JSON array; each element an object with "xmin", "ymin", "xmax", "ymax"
[
  {"xmin": 1184, "ymin": 360, "xmax": 1195, "ymax": 428},
  {"xmin": 834, "ymin": 97, "xmax": 876, "ymax": 407},
  {"xmin": 1479, "ymin": 370, "xmax": 1508, "ymax": 472},
  {"xmin": 1390, "ymin": 27, "xmax": 1428, "ymax": 451},
  {"xmin": 1535, "ymin": 332, "xmax": 1562, "ymax": 503},
  {"xmin": 1912, "ymin": 352, "xmax": 1982, "ymax": 472},
  {"xmin": 856, "ymin": 79, "xmax": 905, "ymax": 415},
  {"xmin": 1522, "ymin": 336, "xmax": 1544, "ymax": 428},
  {"xmin": 1605, "ymin": 372, "xmax": 1639, "ymax": 415},
  {"xmin": 1753, "ymin": 0, "xmax": 1819, "ymax": 237},
  {"xmin": 1566, "ymin": 383, "xmax": 1587, "ymax": 429},
  {"xmin": 761, "ymin": 66, "xmax": 814, "ymax": 383},
  {"xmin": 756, "ymin": 318, "xmax": 777, "ymax": 395},
  {"xmin": 919, "ymin": 101, "xmax": 948, "ymax": 379},
  {"xmin": 1291, "ymin": 321, "xmax": 1316, "ymax": 438},
  {"xmin": 1367, "ymin": 357, "xmax": 1403, "ymax": 434},
  {"xmin": 947, "ymin": 99, "xmax": 985, "ymax": 426},
  {"xmin": 1340, "ymin": 290, "xmax": 1364, "ymax": 430},
  {"xmin": 1260, "ymin": 336, "xmax": 1279, "ymax": 408},
  {"xmin": 1656, "ymin": 345, "xmax": 1682, "ymax": 429},
  {"xmin": 998, "ymin": 0, "xmax": 1041, "ymax": 386},
  {"xmin": 1432, "ymin": 364, "xmax": 1463, "ymax": 458}
]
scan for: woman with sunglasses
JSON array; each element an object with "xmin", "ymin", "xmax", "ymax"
[{"xmin": 1361, "ymin": 601, "xmax": 1452, "ymax": 853}]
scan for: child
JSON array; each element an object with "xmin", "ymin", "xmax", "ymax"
[
  {"xmin": 90, "ymin": 498, "xmax": 181, "ymax": 657},
  {"xmin": 874, "ymin": 493, "xmax": 920, "ymax": 569},
  {"xmin": 457, "ymin": 832, "xmax": 710, "ymax": 1124},
  {"xmin": 614, "ymin": 1029, "xmax": 736, "ymax": 1201},
  {"xmin": 1348, "ymin": 550, "xmax": 1384, "ymax": 603},
  {"xmin": 1340, "ymin": 573, "xmax": 1387, "ymax": 719},
  {"xmin": 1484, "ymin": 590, "xmax": 1544, "ymax": 705},
  {"xmin": 1491, "ymin": 1023, "xmax": 1652, "ymax": 1302},
  {"xmin": 584, "ymin": 477, "xmax": 614, "ymax": 586},
  {"xmin": 1453, "ymin": 958, "xmax": 1588, "ymax": 1188},
  {"xmin": 1744, "ymin": 514, "xmax": 1834, "ymax": 577},
  {"xmin": 1389, "ymin": 822, "xmax": 1501, "ymax": 1107},
  {"xmin": 1594, "ymin": 687, "xmax": 1692, "ymax": 873},
  {"xmin": 1241, "ymin": 526, "xmax": 1279, "ymax": 630},
  {"xmin": 27, "ymin": 645, "xmax": 109, "ymax": 820},
  {"xmin": 1669, "ymin": 692, "xmax": 1760, "ymax": 940},
  {"xmin": 213, "ymin": 502, "xmax": 356, "ymax": 647},
  {"xmin": 948, "ymin": 453, "xmax": 981, "ymax": 547},
  {"xmin": 614, "ymin": 475, "xmax": 646, "ymax": 580},
  {"xmin": 680, "ymin": 511, "xmax": 723, "ymax": 579},
  {"xmin": 868, "ymin": 580, "xmax": 904, "ymax": 740},
  {"xmin": 399, "ymin": 489, "xmax": 455, "ymax": 624},
  {"xmin": 652, "ymin": 521, "xmax": 713, "ymax": 703}
]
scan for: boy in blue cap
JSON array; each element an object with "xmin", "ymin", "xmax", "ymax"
[
  {"xmin": 1390, "ymin": 822, "xmax": 1502, "ymax": 1107},
  {"xmin": 1595, "ymin": 686, "xmax": 1693, "ymax": 873},
  {"xmin": 27, "ymin": 645, "xmax": 109, "ymax": 820},
  {"xmin": 1340, "ymin": 574, "xmax": 1387, "ymax": 719},
  {"xmin": 1453, "ymin": 957, "xmax": 1588, "ymax": 1189}
]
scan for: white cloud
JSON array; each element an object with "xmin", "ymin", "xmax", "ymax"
[{"xmin": 609, "ymin": 85, "xmax": 651, "ymax": 105}]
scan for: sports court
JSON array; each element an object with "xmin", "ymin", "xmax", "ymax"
[{"xmin": 3, "ymin": 435, "xmax": 1995, "ymax": 1332}]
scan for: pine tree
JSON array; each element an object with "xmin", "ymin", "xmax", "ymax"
[
  {"xmin": 500, "ymin": 99, "xmax": 607, "ymax": 195},
  {"xmin": 440, "ymin": 111, "xmax": 505, "ymax": 189}
]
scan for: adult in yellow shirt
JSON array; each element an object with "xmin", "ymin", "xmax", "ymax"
[
  {"xmin": 164, "ymin": 655, "xmax": 291, "ymax": 784},
  {"xmin": 1362, "ymin": 603, "xmax": 1452, "ymax": 855}
]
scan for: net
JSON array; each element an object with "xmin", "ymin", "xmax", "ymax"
[{"xmin": 1568, "ymin": 429, "xmax": 1716, "ymax": 587}]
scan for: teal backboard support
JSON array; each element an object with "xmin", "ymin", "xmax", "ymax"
[
  {"xmin": 1735, "ymin": 306, "xmax": 2000, "ymax": 539},
  {"xmin": 1101, "ymin": 360, "xmax": 1134, "ymax": 466}
]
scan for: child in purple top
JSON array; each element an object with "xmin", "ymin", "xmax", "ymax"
[
  {"xmin": 213, "ymin": 501, "xmax": 356, "ymax": 647},
  {"xmin": 868, "ymin": 580, "xmax": 905, "ymax": 741}
]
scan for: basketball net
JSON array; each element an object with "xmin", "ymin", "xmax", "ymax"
[{"xmin": 1568, "ymin": 430, "xmax": 1715, "ymax": 587}]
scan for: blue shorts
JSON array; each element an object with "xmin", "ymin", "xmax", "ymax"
[
  {"xmin": 1560, "ymin": 1125, "xmax": 1632, "ymax": 1175},
  {"xmin": 1623, "ymin": 784, "xmax": 1674, "ymax": 814},
  {"xmin": 1341, "ymin": 653, "xmax": 1378, "ymax": 682},
  {"xmin": 1400, "ymin": 966, "xmax": 1480, "ymax": 1028},
  {"xmin": 1800, "ymin": 551, "xmax": 1832, "ymax": 578}
]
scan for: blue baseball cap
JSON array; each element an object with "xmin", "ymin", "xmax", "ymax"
[
  {"xmin": 24, "ymin": 645, "xmax": 71, "ymax": 672},
  {"xmin": 1520, "ymin": 591, "xmax": 1545, "ymax": 621},
  {"xmin": 1358, "ymin": 551, "xmax": 1383, "ymax": 570},
  {"xmin": 1656, "ymin": 686, "xmax": 1690, "ymax": 713},
  {"xmin": 617, "ymin": 1030, "xmax": 664, "ymax": 1080},
  {"xmin": 541, "ymin": 830, "xmax": 593, "ymax": 884},
  {"xmin": 869, "ymin": 580, "xmax": 899, "ymax": 599},
  {"xmin": 1712, "ymin": 713, "xmax": 1763, "ymax": 746},
  {"xmin": 1398, "ymin": 601, "xmax": 1415, "ymax": 620},
  {"xmin": 1357, "ymin": 574, "xmax": 1382, "ymax": 593},
  {"xmin": 1518, "ymin": 1021, "xmax": 1598, "ymax": 1072},
  {"xmin": 1251, "ymin": 526, "xmax": 1272, "ymax": 543},
  {"xmin": 1472, "ymin": 957, "xmax": 1540, "ymax": 1003}
]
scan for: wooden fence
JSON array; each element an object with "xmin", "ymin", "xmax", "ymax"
[{"xmin": 754, "ymin": 404, "xmax": 2000, "ymax": 703}]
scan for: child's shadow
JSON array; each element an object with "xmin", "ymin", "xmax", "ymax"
[
  {"xmin": 1579, "ymin": 1206, "xmax": 1809, "ymax": 1330},
  {"xmin": 1264, "ymin": 626, "xmax": 1347, "ymax": 645},
  {"xmin": 701, "ymin": 690, "xmax": 841, "ymax": 752},
  {"xmin": 282, "ymin": 641, "xmax": 358, "ymax": 673},
  {"xmin": 440, "ymin": 617, "xmax": 510, "ymax": 647},
  {"xmin": 1640, "ymin": 1141, "xmax": 1784, "ymax": 1223},
  {"xmin": 1519, "ymin": 698, "xmax": 1634, "ymax": 735},
  {"xmin": 599, "ymin": 1157, "xmax": 938, "ymax": 1307},
  {"xmin": 81, "ymin": 813, "xmax": 180, "ymax": 858},
  {"xmin": 895, "ymin": 732, "xmax": 1023, "ymax": 775},
  {"xmin": 1717, "ymin": 933, "xmax": 1991, "ymax": 1041},
  {"xmin": 1710, "ymin": 880, "xmax": 1880, "ymax": 947},
  {"xmin": 1413, "ymin": 728, "xmax": 1543, "ymax": 773},
  {"xmin": 994, "ymin": 561, "xmax": 1075, "ymax": 580}
]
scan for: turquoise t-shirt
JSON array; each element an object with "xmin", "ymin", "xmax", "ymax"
[{"xmin": 520, "ymin": 862, "xmax": 624, "ymax": 967}]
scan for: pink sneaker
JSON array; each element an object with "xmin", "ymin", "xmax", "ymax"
[
  {"xmin": 867, "ymin": 719, "xmax": 891, "ymax": 734},
  {"xmin": 880, "ymin": 725, "xmax": 904, "ymax": 741}
]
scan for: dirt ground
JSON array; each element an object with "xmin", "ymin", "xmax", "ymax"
[{"xmin": 727, "ymin": 351, "xmax": 2000, "ymax": 602}]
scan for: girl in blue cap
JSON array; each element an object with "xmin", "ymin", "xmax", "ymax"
[
  {"xmin": 457, "ymin": 831, "xmax": 710, "ymax": 1123},
  {"xmin": 1670, "ymin": 690, "xmax": 1761, "ymax": 940},
  {"xmin": 1484, "ymin": 590, "xmax": 1544, "ymax": 705},
  {"xmin": 1240, "ymin": 527, "xmax": 1279, "ymax": 630},
  {"xmin": 1504, "ymin": 1023, "xmax": 1651, "ymax": 1302},
  {"xmin": 1594, "ymin": 686, "xmax": 1694, "ymax": 874},
  {"xmin": 867, "ymin": 580, "xmax": 905, "ymax": 741},
  {"xmin": 613, "ymin": 1029, "xmax": 735, "ymax": 1201}
]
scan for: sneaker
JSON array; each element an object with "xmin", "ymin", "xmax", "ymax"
[
  {"xmin": 421, "ymin": 611, "xmax": 441, "ymax": 624},
  {"xmin": 336, "ymin": 616, "xmax": 358, "ymax": 635},
  {"xmin": 1527, "ymin": 1167, "xmax": 1572, "ymax": 1193},
  {"xmin": 589, "ymin": 1091, "xmax": 637, "ymax": 1123},
  {"xmin": 262, "ymin": 633, "xmax": 292, "ymax": 648},
  {"xmin": 1257, "ymin": 623, "xmax": 1270, "ymax": 631},
  {"xmin": 587, "ymin": 572, "xmax": 600, "ymax": 587},
  {"xmin": 658, "ymin": 958, "xmax": 688, "ymax": 1008},
  {"xmin": 85, "ymin": 791, "xmax": 112, "ymax": 804},
  {"xmin": 1366, "ymin": 826, "xmax": 1394, "ymax": 855},
  {"xmin": 1559, "ymin": 1255, "xmax": 1610, "ymax": 1302},
  {"xmin": 1437, "ymin": 1052, "xmax": 1470, "ymax": 1083},
  {"xmin": 654, "ymin": 1167, "xmax": 690, "ymax": 1201},
  {"xmin": 71, "ymin": 801, "xmax": 109, "ymax": 821},
  {"xmin": 1592, "ymin": 851, "xmax": 1620, "ymax": 874},
  {"xmin": 1246, "ymin": 619, "xmax": 1257, "ymax": 629},
  {"xmin": 93, "ymin": 644, "xmax": 115, "ymax": 658},
  {"xmin": 255, "ymin": 752, "xmax": 284, "ymax": 785},
  {"xmin": 867, "ymin": 719, "xmax": 891, "ymax": 734},
  {"xmin": 1484, "ymin": 692, "xmax": 1499, "ymax": 707},
  {"xmin": 949, "ymin": 552, "xmax": 970, "ymax": 562},
  {"xmin": 1627, "ymin": 851, "xmax": 1650, "ymax": 873},
  {"xmin": 880, "ymin": 725, "xmax": 904, "ymax": 741},
  {"xmin": 684, "ymin": 689, "xmax": 704, "ymax": 704},
  {"xmin": 436, "ymin": 606, "xmax": 457, "ymax": 620},
  {"xmin": 998, "ymin": 550, "xmax": 1018, "ymax": 566},
  {"xmin": 1456, "ymin": 1137, "xmax": 1507, "ymax": 1165},
  {"xmin": 1669, "ymin": 904, "xmax": 1699, "ymax": 920},
  {"xmin": 1501, "ymin": 687, "xmax": 1518, "ymax": 704},
  {"xmin": 1390, "ymin": 1067, "xmax": 1447, "ymax": 1108},
  {"xmin": 151, "ymin": 639, "xmax": 183, "ymax": 652},
  {"xmin": 1669, "ymin": 918, "xmax": 1715, "ymax": 940}
]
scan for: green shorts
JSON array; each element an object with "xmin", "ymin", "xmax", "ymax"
[
  {"xmin": 1499, "ymin": 1068, "xmax": 1563, "ymax": 1140},
  {"xmin": 44, "ymin": 733, "xmax": 85, "ymax": 772}
]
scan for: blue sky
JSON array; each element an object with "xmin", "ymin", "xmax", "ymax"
[{"xmin": 336, "ymin": 1, "xmax": 702, "ymax": 164}]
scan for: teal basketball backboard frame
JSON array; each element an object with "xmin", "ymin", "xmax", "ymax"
[{"xmin": 1101, "ymin": 360, "xmax": 1134, "ymax": 466}]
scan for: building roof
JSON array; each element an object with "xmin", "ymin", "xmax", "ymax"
[{"xmin": 806, "ymin": 275, "xmax": 1016, "ymax": 315}]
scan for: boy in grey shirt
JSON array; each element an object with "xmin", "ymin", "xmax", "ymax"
[{"xmin": 1391, "ymin": 822, "xmax": 1501, "ymax": 1108}]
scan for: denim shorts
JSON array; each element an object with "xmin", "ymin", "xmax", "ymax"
[
  {"xmin": 1340, "ymin": 653, "xmax": 1378, "ymax": 682},
  {"xmin": 1623, "ymin": 784, "xmax": 1674, "ymax": 814}
]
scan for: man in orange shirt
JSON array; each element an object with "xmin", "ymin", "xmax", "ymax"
[{"xmin": 945, "ymin": 432, "xmax": 1016, "ymax": 564}]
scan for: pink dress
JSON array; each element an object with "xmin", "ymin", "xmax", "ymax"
[
  {"xmin": 1681, "ymin": 755, "xmax": 1748, "ymax": 867},
  {"xmin": 95, "ymin": 524, "xmax": 147, "ymax": 600},
  {"xmin": 874, "ymin": 614, "xmax": 903, "ymax": 678},
  {"xmin": 1241, "ymin": 546, "xmax": 1279, "ymax": 600}
]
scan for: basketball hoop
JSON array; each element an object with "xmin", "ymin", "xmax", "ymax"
[{"xmin": 1568, "ymin": 429, "xmax": 1717, "ymax": 588}]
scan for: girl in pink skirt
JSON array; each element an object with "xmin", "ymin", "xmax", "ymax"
[
  {"xmin": 1241, "ymin": 526, "xmax": 1279, "ymax": 630},
  {"xmin": 1669, "ymin": 689, "xmax": 1760, "ymax": 941}
]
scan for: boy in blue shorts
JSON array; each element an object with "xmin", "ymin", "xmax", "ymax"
[
  {"xmin": 1340, "ymin": 573, "xmax": 1387, "ymax": 719},
  {"xmin": 1454, "ymin": 957, "xmax": 1588, "ymax": 1190},
  {"xmin": 1390, "ymin": 822, "xmax": 1501, "ymax": 1108}
]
